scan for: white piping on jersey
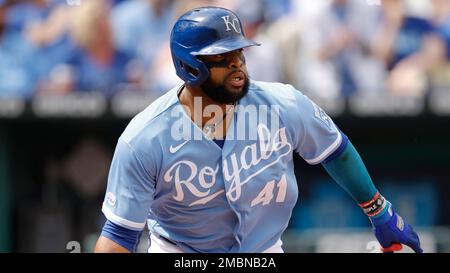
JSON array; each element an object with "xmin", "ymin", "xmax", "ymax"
[
  {"xmin": 304, "ymin": 130, "xmax": 342, "ymax": 165},
  {"xmin": 102, "ymin": 203, "xmax": 146, "ymax": 230}
]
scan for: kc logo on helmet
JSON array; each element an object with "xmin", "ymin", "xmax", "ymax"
[{"xmin": 221, "ymin": 15, "xmax": 241, "ymax": 34}]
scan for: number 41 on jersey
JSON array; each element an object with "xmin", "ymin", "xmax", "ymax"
[{"xmin": 251, "ymin": 174, "xmax": 287, "ymax": 207}]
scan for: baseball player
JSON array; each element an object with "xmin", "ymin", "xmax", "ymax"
[{"xmin": 94, "ymin": 7, "xmax": 422, "ymax": 253}]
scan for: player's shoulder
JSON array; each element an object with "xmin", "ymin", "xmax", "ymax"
[
  {"xmin": 121, "ymin": 84, "xmax": 181, "ymax": 145},
  {"xmin": 248, "ymin": 80, "xmax": 305, "ymax": 106},
  {"xmin": 248, "ymin": 80, "xmax": 318, "ymax": 124}
]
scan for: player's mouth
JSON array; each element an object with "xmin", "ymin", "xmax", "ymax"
[{"xmin": 227, "ymin": 71, "xmax": 245, "ymax": 88}]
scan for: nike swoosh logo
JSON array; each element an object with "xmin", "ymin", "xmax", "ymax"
[{"xmin": 169, "ymin": 140, "xmax": 189, "ymax": 154}]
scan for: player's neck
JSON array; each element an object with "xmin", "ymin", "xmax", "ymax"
[
  {"xmin": 180, "ymin": 85, "xmax": 229, "ymax": 125},
  {"xmin": 179, "ymin": 85, "xmax": 235, "ymax": 140}
]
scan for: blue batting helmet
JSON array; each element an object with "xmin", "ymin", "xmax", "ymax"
[{"xmin": 170, "ymin": 6, "xmax": 260, "ymax": 86}]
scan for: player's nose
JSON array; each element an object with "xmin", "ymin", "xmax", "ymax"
[{"xmin": 228, "ymin": 52, "xmax": 244, "ymax": 69}]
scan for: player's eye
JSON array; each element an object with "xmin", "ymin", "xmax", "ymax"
[
  {"xmin": 199, "ymin": 49, "xmax": 246, "ymax": 69},
  {"xmin": 211, "ymin": 54, "xmax": 225, "ymax": 61}
]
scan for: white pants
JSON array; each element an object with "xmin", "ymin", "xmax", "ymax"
[{"xmin": 148, "ymin": 233, "xmax": 284, "ymax": 253}]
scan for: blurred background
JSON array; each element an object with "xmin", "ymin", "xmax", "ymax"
[{"xmin": 0, "ymin": 0, "xmax": 449, "ymax": 253}]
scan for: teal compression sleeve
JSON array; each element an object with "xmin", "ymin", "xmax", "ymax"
[{"xmin": 322, "ymin": 141, "xmax": 378, "ymax": 203}]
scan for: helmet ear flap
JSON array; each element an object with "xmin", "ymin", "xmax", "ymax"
[
  {"xmin": 181, "ymin": 62, "xmax": 199, "ymax": 77},
  {"xmin": 172, "ymin": 42, "xmax": 210, "ymax": 85},
  {"xmin": 183, "ymin": 58, "xmax": 209, "ymax": 86}
]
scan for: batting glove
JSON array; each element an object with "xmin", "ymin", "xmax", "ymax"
[{"xmin": 360, "ymin": 192, "xmax": 423, "ymax": 253}]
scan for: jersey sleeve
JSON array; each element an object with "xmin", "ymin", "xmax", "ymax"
[
  {"xmin": 101, "ymin": 137, "xmax": 156, "ymax": 231},
  {"xmin": 290, "ymin": 89, "xmax": 346, "ymax": 165}
]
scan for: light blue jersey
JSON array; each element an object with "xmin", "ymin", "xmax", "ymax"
[{"xmin": 102, "ymin": 80, "xmax": 344, "ymax": 252}]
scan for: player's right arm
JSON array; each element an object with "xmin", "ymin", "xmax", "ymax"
[
  {"xmin": 95, "ymin": 235, "xmax": 130, "ymax": 253},
  {"xmin": 94, "ymin": 137, "xmax": 157, "ymax": 253}
]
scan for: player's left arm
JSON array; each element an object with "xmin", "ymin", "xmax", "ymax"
[
  {"xmin": 284, "ymin": 84, "xmax": 422, "ymax": 253},
  {"xmin": 322, "ymin": 141, "xmax": 423, "ymax": 253}
]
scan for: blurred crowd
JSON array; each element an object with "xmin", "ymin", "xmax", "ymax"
[{"xmin": 1, "ymin": 0, "xmax": 450, "ymax": 100}]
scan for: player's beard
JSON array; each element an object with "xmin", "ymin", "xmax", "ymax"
[{"xmin": 201, "ymin": 73, "xmax": 250, "ymax": 104}]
